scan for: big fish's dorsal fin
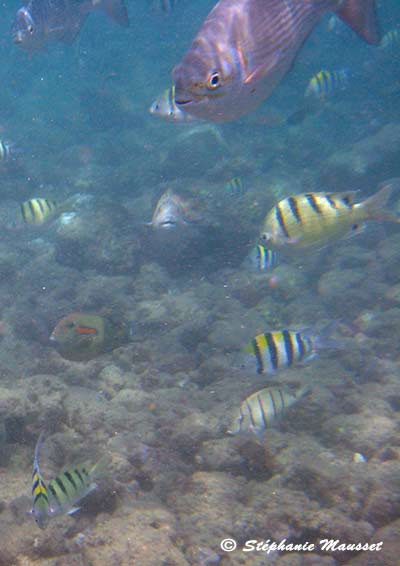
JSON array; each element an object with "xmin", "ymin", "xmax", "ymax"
[{"xmin": 336, "ymin": 0, "xmax": 380, "ymax": 45}]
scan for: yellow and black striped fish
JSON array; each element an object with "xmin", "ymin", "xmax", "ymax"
[
  {"xmin": 0, "ymin": 140, "xmax": 14, "ymax": 162},
  {"xmin": 31, "ymin": 433, "xmax": 108, "ymax": 529},
  {"xmin": 238, "ymin": 322, "xmax": 340, "ymax": 375},
  {"xmin": 241, "ymin": 329, "xmax": 314, "ymax": 375},
  {"xmin": 20, "ymin": 198, "xmax": 58, "ymax": 226},
  {"xmin": 228, "ymin": 385, "xmax": 311, "ymax": 438},
  {"xmin": 247, "ymin": 244, "xmax": 277, "ymax": 272},
  {"xmin": 260, "ymin": 180, "xmax": 400, "ymax": 252},
  {"xmin": 380, "ymin": 29, "xmax": 400, "ymax": 50},
  {"xmin": 224, "ymin": 177, "xmax": 245, "ymax": 198},
  {"xmin": 305, "ymin": 69, "xmax": 349, "ymax": 99},
  {"xmin": 31, "ymin": 431, "xmax": 51, "ymax": 529}
]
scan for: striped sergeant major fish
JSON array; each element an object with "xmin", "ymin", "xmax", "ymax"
[
  {"xmin": 305, "ymin": 69, "xmax": 349, "ymax": 99},
  {"xmin": 237, "ymin": 323, "xmax": 339, "ymax": 375},
  {"xmin": 228, "ymin": 385, "xmax": 311, "ymax": 438},
  {"xmin": 31, "ymin": 432, "xmax": 108, "ymax": 529},
  {"xmin": 380, "ymin": 29, "xmax": 400, "ymax": 50},
  {"xmin": 224, "ymin": 177, "xmax": 245, "ymax": 198},
  {"xmin": 20, "ymin": 198, "xmax": 59, "ymax": 226},
  {"xmin": 172, "ymin": 0, "xmax": 380, "ymax": 123},
  {"xmin": 0, "ymin": 140, "xmax": 15, "ymax": 162},
  {"xmin": 246, "ymin": 244, "xmax": 277, "ymax": 272},
  {"xmin": 149, "ymin": 85, "xmax": 201, "ymax": 124},
  {"xmin": 259, "ymin": 179, "xmax": 400, "ymax": 252}
]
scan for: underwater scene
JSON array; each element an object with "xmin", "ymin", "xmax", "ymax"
[{"xmin": 0, "ymin": 0, "xmax": 400, "ymax": 564}]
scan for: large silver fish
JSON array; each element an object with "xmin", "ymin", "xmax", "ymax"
[
  {"xmin": 12, "ymin": 0, "xmax": 129, "ymax": 52},
  {"xmin": 172, "ymin": 0, "xmax": 380, "ymax": 122}
]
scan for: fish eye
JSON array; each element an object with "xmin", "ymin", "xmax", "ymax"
[
  {"xmin": 65, "ymin": 321, "xmax": 75, "ymax": 328},
  {"xmin": 28, "ymin": 25, "xmax": 34, "ymax": 33},
  {"xmin": 207, "ymin": 72, "xmax": 221, "ymax": 89}
]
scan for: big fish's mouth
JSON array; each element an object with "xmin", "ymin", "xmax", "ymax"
[
  {"xmin": 175, "ymin": 99, "xmax": 192, "ymax": 106},
  {"xmin": 159, "ymin": 220, "xmax": 178, "ymax": 227}
]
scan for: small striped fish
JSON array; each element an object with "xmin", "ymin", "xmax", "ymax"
[
  {"xmin": 305, "ymin": 69, "xmax": 349, "ymax": 99},
  {"xmin": 31, "ymin": 433, "xmax": 108, "ymax": 529},
  {"xmin": 380, "ymin": 29, "xmax": 400, "ymax": 50},
  {"xmin": 228, "ymin": 385, "xmax": 311, "ymax": 437},
  {"xmin": 20, "ymin": 198, "xmax": 58, "ymax": 226},
  {"xmin": 247, "ymin": 244, "xmax": 277, "ymax": 272},
  {"xmin": 260, "ymin": 180, "xmax": 400, "ymax": 252},
  {"xmin": 149, "ymin": 85, "xmax": 200, "ymax": 124},
  {"xmin": 238, "ymin": 322, "xmax": 339, "ymax": 375},
  {"xmin": 224, "ymin": 177, "xmax": 245, "ymax": 198},
  {"xmin": 0, "ymin": 140, "xmax": 14, "ymax": 162}
]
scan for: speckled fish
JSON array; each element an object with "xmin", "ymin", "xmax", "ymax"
[
  {"xmin": 238, "ymin": 323, "xmax": 339, "ymax": 375},
  {"xmin": 260, "ymin": 180, "xmax": 400, "ymax": 252},
  {"xmin": 246, "ymin": 244, "xmax": 277, "ymax": 272},
  {"xmin": 147, "ymin": 189, "xmax": 201, "ymax": 229},
  {"xmin": 228, "ymin": 385, "xmax": 311, "ymax": 437},
  {"xmin": 305, "ymin": 69, "xmax": 349, "ymax": 99},
  {"xmin": 149, "ymin": 85, "xmax": 201, "ymax": 124},
  {"xmin": 12, "ymin": 0, "xmax": 129, "ymax": 52},
  {"xmin": 172, "ymin": 0, "xmax": 380, "ymax": 122},
  {"xmin": 50, "ymin": 312, "xmax": 133, "ymax": 361},
  {"xmin": 31, "ymin": 432, "xmax": 107, "ymax": 529},
  {"xmin": 20, "ymin": 198, "xmax": 59, "ymax": 226}
]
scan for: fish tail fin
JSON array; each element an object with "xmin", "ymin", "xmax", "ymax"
[
  {"xmin": 335, "ymin": 0, "xmax": 380, "ymax": 45},
  {"xmin": 363, "ymin": 179, "xmax": 400, "ymax": 223},
  {"xmin": 92, "ymin": 0, "xmax": 129, "ymax": 27},
  {"xmin": 296, "ymin": 385, "xmax": 312, "ymax": 400},
  {"xmin": 89, "ymin": 454, "xmax": 111, "ymax": 479},
  {"xmin": 310, "ymin": 321, "xmax": 343, "ymax": 352}
]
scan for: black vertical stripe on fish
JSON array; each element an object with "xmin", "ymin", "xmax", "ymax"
[
  {"xmin": 287, "ymin": 196, "xmax": 301, "ymax": 223},
  {"xmin": 325, "ymin": 195, "xmax": 338, "ymax": 209},
  {"xmin": 342, "ymin": 195, "xmax": 352, "ymax": 208},
  {"xmin": 64, "ymin": 471, "xmax": 77, "ymax": 492},
  {"xmin": 21, "ymin": 203, "xmax": 28, "ymax": 223},
  {"xmin": 48, "ymin": 483, "xmax": 62, "ymax": 506},
  {"xmin": 74, "ymin": 468, "xmax": 85, "ymax": 486},
  {"xmin": 37, "ymin": 199, "xmax": 45, "ymax": 214},
  {"xmin": 252, "ymin": 338, "xmax": 264, "ymax": 374},
  {"xmin": 278, "ymin": 388, "xmax": 286, "ymax": 410},
  {"xmin": 246, "ymin": 401, "xmax": 257, "ymax": 428},
  {"xmin": 256, "ymin": 394, "xmax": 269, "ymax": 428},
  {"xmin": 55, "ymin": 476, "xmax": 68, "ymax": 496},
  {"xmin": 275, "ymin": 204, "xmax": 290, "ymax": 238},
  {"xmin": 268, "ymin": 390, "xmax": 278, "ymax": 420},
  {"xmin": 305, "ymin": 193, "xmax": 322, "ymax": 214},
  {"xmin": 34, "ymin": 491, "xmax": 49, "ymax": 504},
  {"xmin": 282, "ymin": 330, "xmax": 294, "ymax": 366},
  {"xmin": 82, "ymin": 467, "xmax": 89, "ymax": 478},
  {"xmin": 32, "ymin": 478, "xmax": 40, "ymax": 494},
  {"xmin": 265, "ymin": 332, "xmax": 278, "ymax": 371},
  {"xmin": 296, "ymin": 332, "xmax": 305, "ymax": 359},
  {"xmin": 28, "ymin": 200, "xmax": 36, "ymax": 220}
]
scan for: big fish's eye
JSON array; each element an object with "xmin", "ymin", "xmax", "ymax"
[
  {"xmin": 207, "ymin": 71, "xmax": 221, "ymax": 90},
  {"xmin": 28, "ymin": 25, "xmax": 34, "ymax": 34}
]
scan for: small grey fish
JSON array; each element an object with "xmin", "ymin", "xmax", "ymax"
[
  {"xmin": 12, "ymin": 0, "xmax": 129, "ymax": 52},
  {"xmin": 228, "ymin": 385, "xmax": 311, "ymax": 438}
]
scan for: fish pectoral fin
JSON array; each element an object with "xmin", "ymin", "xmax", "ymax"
[
  {"xmin": 243, "ymin": 53, "xmax": 280, "ymax": 85},
  {"xmin": 343, "ymin": 223, "xmax": 366, "ymax": 239},
  {"xmin": 67, "ymin": 506, "xmax": 81, "ymax": 516}
]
